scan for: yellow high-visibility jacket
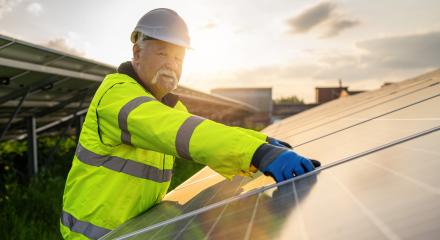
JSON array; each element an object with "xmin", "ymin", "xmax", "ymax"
[{"xmin": 60, "ymin": 63, "xmax": 267, "ymax": 239}]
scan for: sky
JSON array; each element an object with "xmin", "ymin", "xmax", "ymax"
[{"xmin": 1, "ymin": 0, "xmax": 439, "ymax": 103}]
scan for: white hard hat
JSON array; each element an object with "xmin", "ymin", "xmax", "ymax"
[{"xmin": 131, "ymin": 8, "xmax": 191, "ymax": 49}]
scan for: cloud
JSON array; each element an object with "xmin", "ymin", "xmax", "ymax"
[
  {"xmin": 26, "ymin": 2, "xmax": 42, "ymax": 16},
  {"xmin": 286, "ymin": 1, "xmax": 335, "ymax": 33},
  {"xmin": 45, "ymin": 37, "xmax": 86, "ymax": 57},
  {"xmin": 286, "ymin": 1, "xmax": 359, "ymax": 37},
  {"xmin": 188, "ymin": 30, "xmax": 440, "ymax": 102},
  {"xmin": 0, "ymin": 0, "xmax": 22, "ymax": 19},
  {"xmin": 323, "ymin": 18, "xmax": 360, "ymax": 37},
  {"xmin": 313, "ymin": 31, "xmax": 440, "ymax": 83},
  {"xmin": 356, "ymin": 31, "xmax": 440, "ymax": 69}
]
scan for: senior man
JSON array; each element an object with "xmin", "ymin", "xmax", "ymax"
[{"xmin": 60, "ymin": 8, "xmax": 319, "ymax": 239}]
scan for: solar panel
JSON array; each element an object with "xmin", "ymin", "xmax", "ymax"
[
  {"xmin": 0, "ymin": 34, "xmax": 116, "ymax": 140},
  {"xmin": 101, "ymin": 69, "xmax": 440, "ymax": 239},
  {"xmin": 103, "ymin": 129, "xmax": 439, "ymax": 240}
]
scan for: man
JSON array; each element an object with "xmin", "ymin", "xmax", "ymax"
[{"xmin": 60, "ymin": 8, "xmax": 319, "ymax": 239}]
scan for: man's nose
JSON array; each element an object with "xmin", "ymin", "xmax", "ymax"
[{"xmin": 163, "ymin": 60, "xmax": 179, "ymax": 74}]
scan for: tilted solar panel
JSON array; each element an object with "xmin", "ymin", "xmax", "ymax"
[{"xmin": 101, "ymin": 69, "xmax": 440, "ymax": 239}]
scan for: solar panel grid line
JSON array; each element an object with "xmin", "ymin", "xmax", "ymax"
[
  {"xmin": 1, "ymin": 78, "xmax": 97, "ymax": 137},
  {"xmin": 268, "ymin": 76, "xmax": 434, "ymax": 136},
  {"xmin": 201, "ymin": 178, "xmax": 249, "ymax": 240},
  {"xmin": 201, "ymin": 194, "xmax": 233, "ymax": 239},
  {"xmin": 148, "ymin": 177, "xmax": 237, "ymax": 240},
  {"xmin": 0, "ymin": 56, "xmax": 101, "ymax": 81},
  {"xmin": 266, "ymin": 84, "xmax": 374, "ymax": 131},
  {"xmin": 397, "ymin": 144, "xmax": 440, "ymax": 157},
  {"xmin": 0, "ymin": 40, "xmax": 14, "ymax": 50},
  {"xmin": 168, "ymin": 212, "xmax": 198, "ymax": 240},
  {"xmin": 243, "ymin": 193, "xmax": 261, "ymax": 240},
  {"xmin": 34, "ymin": 87, "xmax": 92, "ymax": 117},
  {"xmin": 43, "ymin": 55, "xmax": 66, "ymax": 66},
  {"xmin": 363, "ymin": 159, "xmax": 440, "ymax": 195},
  {"xmin": 0, "ymin": 35, "xmax": 116, "ymax": 71},
  {"xmin": 292, "ymin": 93, "xmax": 440, "ymax": 148},
  {"xmin": 305, "ymin": 125, "xmax": 439, "ymax": 174},
  {"xmin": 20, "ymin": 76, "xmax": 71, "ymax": 97},
  {"xmin": 289, "ymin": 93, "xmax": 440, "ymax": 165},
  {"xmin": 107, "ymin": 182, "xmax": 276, "ymax": 239},
  {"xmin": 291, "ymin": 181, "xmax": 310, "ymax": 240},
  {"xmin": 106, "ymin": 125, "xmax": 439, "ymax": 240},
  {"xmin": 270, "ymin": 78, "xmax": 410, "ymax": 132},
  {"xmin": 328, "ymin": 171, "xmax": 401, "ymax": 240},
  {"xmin": 170, "ymin": 173, "xmax": 218, "ymax": 192},
  {"xmin": 196, "ymin": 188, "xmax": 261, "ymax": 240},
  {"xmin": 103, "ymin": 174, "xmax": 247, "ymax": 239},
  {"xmin": 271, "ymin": 78, "xmax": 401, "ymax": 125},
  {"xmin": 0, "ymin": 75, "xmax": 60, "ymax": 105},
  {"xmin": 276, "ymin": 80, "xmax": 439, "ymax": 140},
  {"xmin": 349, "ymin": 118, "xmax": 440, "ymax": 121},
  {"xmin": 267, "ymin": 95, "xmax": 389, "ymax": 136},
  {"xmin": 174, "ymin": 177, "xmax": 249, "ymax": 240},
  {"xmin": 273, "ymin": 95, "xmax": 436, "ymax": 144},
  {"xmin": 10, "ymin": 70, "xmax": 31, "ymax": 81},
  {"xmin": 0, "ymin": 86, "xmax": 30, "ymax": 140}
]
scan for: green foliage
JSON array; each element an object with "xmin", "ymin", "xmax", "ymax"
[
  {"xmin": 0, "ymin": 171, "xmax": 65, "ymax": 240},
  {"xmin": 274, "ymin": 95, "xmax": 304, "ymax": 104},
  {"xmin": 0, "ymin": 140, "xmax": 27, "ymax": 155},
  {"xmin": 0, "ymin": 136, "xmax": 76, "ymax": 240},
  {"xmin": 0, "ymin": 135, "xmax": 204, "ymax": 239}
]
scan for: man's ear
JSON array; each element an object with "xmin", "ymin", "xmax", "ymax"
[{"xmin": 132, "ymin": 44, "xmax": 141, "ymax": 63}]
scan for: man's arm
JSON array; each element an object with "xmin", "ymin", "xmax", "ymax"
[
  {"xmin": 97, "ymin": 82, "xmax": 266, "ymax": 179},
  {"xmin": 232, "ymin": 127, "xmax": 267, "ymax": 141}
]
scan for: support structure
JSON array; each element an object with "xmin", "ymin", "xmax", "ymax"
[
  {"xmin": 0, "ymin": 88, "xmax": 29, "ymax": 140},
  {"xmin": 26, "ymin": 116, "xmax": 38, "ymax": 177}
]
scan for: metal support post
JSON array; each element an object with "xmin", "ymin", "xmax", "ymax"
[{"xmin": 26, "ymin": 116, "xmax": 38, "ymax": 177}]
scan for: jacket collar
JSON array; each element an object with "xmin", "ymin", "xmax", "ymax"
[{"xmin": 117, "ymin": 61, "xmax": 180, "ymax": 107}]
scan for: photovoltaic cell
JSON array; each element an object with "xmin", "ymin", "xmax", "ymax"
[{"xmin": 101, "ymin": 70, "xmax": 440, "ymax": 240}]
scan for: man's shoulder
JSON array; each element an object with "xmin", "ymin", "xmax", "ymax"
[
  {"xmin": 103, "ymin": 73, "xmax": 137, "ymax": 84},
  {"xmin": 94, "ymin": 73, "xmax": 153, "ymax": 100}
]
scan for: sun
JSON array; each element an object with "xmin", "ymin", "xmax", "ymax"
[{"xmin": 183, "ymin": 24, "xmax": 242, "ymax": 76}]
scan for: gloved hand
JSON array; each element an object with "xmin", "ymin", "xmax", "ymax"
[
  {"xmin": 251, "ymin": 144, "xmax": 320, "ymax": 183},
  {"xmin": 262, "ymin": 151, "xmax": 314, "ymax": 182},
  {"xmin": 267, "ymin": 137, "xmax": 292, "ymax": 149}
]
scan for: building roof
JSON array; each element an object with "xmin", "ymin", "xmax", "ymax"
[
  {"xmin": 102, "ymin": 68, "xmax": 440, "ymax": 239},
  {"xmin": 212, "ymin": 87, "xmax": 272, "ymax": 91}
]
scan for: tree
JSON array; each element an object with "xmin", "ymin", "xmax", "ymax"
[{"xmin": 274, "ymin": 95, "xmax": 304, "ymax": 104}]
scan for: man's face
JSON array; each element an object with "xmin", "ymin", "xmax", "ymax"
[{"xmin": 132, "ymin": 40, "xmax": 185, "ymax": 99}]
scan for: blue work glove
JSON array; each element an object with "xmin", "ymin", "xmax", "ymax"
[
  {"xmin": 267, "ymin": 137, "xmax": 321, "ymax": 168},
  {"xmin": 267, "ymin": 137, "xmax": 292, "ymax": 149},
  {"xmin": 251, "ymin": 144, "xmax": 319, "ymax": 183}
]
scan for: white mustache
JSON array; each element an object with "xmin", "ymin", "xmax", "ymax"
[{"xmin": 152, "ymin": 68, "xmax": 177, "ymax": 84}]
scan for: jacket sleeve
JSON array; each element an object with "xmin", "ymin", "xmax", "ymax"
[
  {"xmin": 232, "ymin": 127, "xmax": 268, "ymax": 141},
  {"xmin": 97, "ymin": 82, "xmax": 266, "ymax": 179}
]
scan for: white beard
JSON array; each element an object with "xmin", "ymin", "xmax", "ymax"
[{"xmin": 151, "ymin": 68, "xmax": 179, "ymax": 93}]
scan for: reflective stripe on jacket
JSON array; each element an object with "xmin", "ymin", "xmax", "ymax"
[{"xmin": 60, "ymin": 72, "xmax": 267, "ymax": 239}]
